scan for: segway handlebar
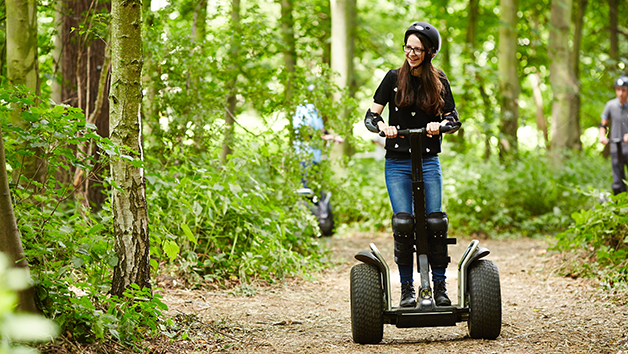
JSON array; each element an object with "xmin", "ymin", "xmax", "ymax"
[{"xmin": 378, "ymin": 125, "xmax": 458, "ymax": 137}]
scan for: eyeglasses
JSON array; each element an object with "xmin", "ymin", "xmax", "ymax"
[{"xmin": 403, "ymin": 45, "xmax": 425, "ymax": 55}]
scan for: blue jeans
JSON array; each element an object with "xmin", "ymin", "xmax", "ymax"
[{"xmin": 385, "ymin": 157, "xmax": 446, "ymax": 283}]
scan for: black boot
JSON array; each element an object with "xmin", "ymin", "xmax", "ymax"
[
  {"xmin": 434, "ymin": 281, "xmax": 451, "ymax": 306},
  {"xmin": 400, "ymin": 281, "xmax": 417, "ymax": 307}
]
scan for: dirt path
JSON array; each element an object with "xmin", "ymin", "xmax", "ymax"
[{"xmin": 160, "ymin": 232, "xmax": 628, "ymax": 353}]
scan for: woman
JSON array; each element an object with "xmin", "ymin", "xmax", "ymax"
[{"xmin": 364, "ymin": 22, "xmax": 460, "ymax": 307}]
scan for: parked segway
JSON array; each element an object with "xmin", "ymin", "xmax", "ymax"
[
  {"xmin": 297, "ymin": 187, "xmax": 335, "ymax": 236},
  {"xmin": 350, "ymin": 126, "xmax": 501, "ymax": 344}
]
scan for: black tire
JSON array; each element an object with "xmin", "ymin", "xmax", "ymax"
[
  {"xmin": 467, "ymin": 259, "xmax": 502, "ymax": 339},
  {"xmin": 350, "ymin": 263, "xmax": 384, "ymax": 344},
  {"xmin": 319, "ymin": 210, "xmax": 334, "ymax": 236}
]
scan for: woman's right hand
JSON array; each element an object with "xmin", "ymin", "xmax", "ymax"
[{"xmin": 379, "ymin": 123, "xmax": 398, "ymax": 138}]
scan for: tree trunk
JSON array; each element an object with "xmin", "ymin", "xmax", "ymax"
[
  {"xmin": 221, "ymin": 0, "xmax": 240, "ymax": 163},
  {"xmin": 608, "ymin": 0, "xmax": 619, "ymax": 63},
  {"xmin": 0, "ymin": 125, "xmax": 38, "ymax": 313},
  {"xmin": 279, "ymin": 0, "xmax": 297, "ymax": 106},
  {"xmin": 529, "ymin": 12, "xmax": 549, "ymax": 149},
  {"xmin": 109, "ymin": 0, "xmax": 151, "ymax": 296},
  {"xmin": 569, "ymin": 0, "xmax": 587, "ymax": 151},
  {"xmin": 187, "ymin": 0, "xmax": 207, "ymax": 91},
  {"xmin": 466, "ymin": 0, "xmax": 479, "ymax": 46},
  {"xmin": 437, "ymin": 0, "xmax": 452, "ymax": 77},
  {"xmin": 318, "ymin": 5, "xmax": 331, "ymax": 67},
  {"xmin": 57, "ymin": 0, "xmax": 111, "ymax": 209},
  {"xmin": 51, "ymin": 0, "xmax": 63, "ymax": 104},
  {"xmin": 549, "ymin": 0, "xmax": 580, "ymax": 152},
  {"xmin": 529, "ymin": 72, "xmax": 549, "ymax": 147},
  {"xmin": 6, "ymin": 0, "xmax": 45, "ymax": 186},
  {"xmin": 141, "ymin": 0, "xmax": 162, "ymax": 147},
  {"xmin": 497, "ymin": 0, "xmax": 520, "ymax": 161},
  {"xmin": 330, "ymin": 0, "xmax": 356, "ymax": 157}
]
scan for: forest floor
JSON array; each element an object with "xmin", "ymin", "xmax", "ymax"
[{"xmin": 151, "ymin": 231, "xmax": 628, "ymax": 354}]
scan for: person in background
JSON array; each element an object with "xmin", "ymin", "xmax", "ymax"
[
  {"xmin": 293, "ymin": 87, "xmax": 342, "ymax": 188},
  {"xmin": 364, "ymin": 21, "xmax": 461, "ymax": 308},
  {"xmin": 599, "ymin": 75, "xmax": 628, "ymax": 195}
]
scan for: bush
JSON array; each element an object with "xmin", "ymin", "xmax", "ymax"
[
  {"xmin": 145, "ymin": 140, "xmax": 328, "ymax": 285},
  {"xmin": 442, "ymin": 150, "xmax": 609, "ymax": 237},
  {"xmin": 330, "ymin": 157, "xmax": 391, "ymax": 231},
  {"xmin": 551, "ymin": 191, "xmax": 628, "ymax": 289}
]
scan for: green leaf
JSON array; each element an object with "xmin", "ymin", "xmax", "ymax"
[
  {"xmin": 72, "ymin": 256, "xmax": 85, "ymax": 268},
  {"xmin": 150, "ymin": 258, "xmax": 159, "ymax": 271},
  {"xmin": 108, "ymin": 254, "xmax": 119, "ymax": 267},
  {"xmin": 88, "ymin": 224, "xmax": 104, "ymax": 234},
  {"xmin": 162, "ymin": 240, "xmax": 180, "ymax": 262},
  {"xmin": 229, "ymin": 183, "xmax": 242, "ymax": 195},
  {"xmin": 181, "ymin": 223, "xmax": 197, "ymax": 244}
]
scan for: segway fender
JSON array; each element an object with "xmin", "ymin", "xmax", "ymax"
[
  {"xmin": 468, "ymin": 247, "xmax": 490, "ymax": 265},
  {"xmin": 354, "ymin": 244, "xmax": 393, "ymax": 312},
  {"xmin": 355, "ymin": 250, "xmax": 383, "ymax": 268}
]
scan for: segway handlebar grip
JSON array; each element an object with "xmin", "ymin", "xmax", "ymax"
[{"xmin": 378, "ymin": 125, "xmax": 457, "ymax": 137}]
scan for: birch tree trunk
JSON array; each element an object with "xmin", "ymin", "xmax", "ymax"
[
  {"xmin": 330, "ymin": 0, "xmax": 356, "ymax": 156},
  {"xmin": 549, "ymin": 0, "xmax": 580, "ymax": 151},
  {"xmin": 6, "ymin": 0, "xmax": 45, "ymax": 186},
  {"xmin": 109, "ymin": 0, "xmax": 151, "ymax": 296},
  {"xmin": 497, "ymin": 0, "xmax": 520, "ymax": 161},
  {"xmin": 142, "ymin": 0, "xmax": 162, "ymax": 147}
]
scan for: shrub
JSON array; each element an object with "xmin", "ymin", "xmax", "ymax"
[
  {"xmin": 441, "ymin": 150, "xmax": 609, "ymax": 237},
  {"xmin": 551, "ymin": 191, "xmax": 628, "ymax": 289}
]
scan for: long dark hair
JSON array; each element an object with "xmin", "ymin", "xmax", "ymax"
[{"xmin": 395, "ymin": 34, "xmax": 445, "ymax": 116}]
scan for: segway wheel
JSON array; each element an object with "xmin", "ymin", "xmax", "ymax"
[
  {"xmin": 319, "ymin": 210, "xmax": 334, "ymax": 236},
  {"xmin": 467, "ymin": 259, "xmax": 502, "ymax": 339},
  {"xmin": 350, "ymin": 263, "xmax": 384, "ymax": 344}
]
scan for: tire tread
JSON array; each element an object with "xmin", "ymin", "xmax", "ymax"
[
  {"xmin": 467, "ymin": 259, "xmax": 502, "ymax": 339},
  {"xmin": 350, "ymin": 263, "xmax": 384, "ymax": 344}
]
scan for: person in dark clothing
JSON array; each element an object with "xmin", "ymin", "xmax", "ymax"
[
  {"xmin": 364, "ymin": 22, "xmax": 460, "ymax": 308},
  {"xmin": 599, "ymin": 75, "xmax": 628, "ymax": 195}
]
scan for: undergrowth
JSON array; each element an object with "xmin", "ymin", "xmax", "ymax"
[
  {"xmin": 2, "ymin": 85, "xmax": 327, "ymax": 350},
  {"xmin": 551, "ymin": 191, "xmax": 628, "ymax": 293}
]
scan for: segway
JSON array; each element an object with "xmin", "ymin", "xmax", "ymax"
[
  {"xmin": 350, "ymin": 126, "xmax": 501, "ymax": 344},
  {"xmin": 296, "ymin": 187, "xmax": 335, "ymax": 236}
]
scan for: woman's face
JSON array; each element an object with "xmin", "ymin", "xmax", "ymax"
[{"xmin": 405, "ymin": 34, "xmax": 425, "ymax": 68}]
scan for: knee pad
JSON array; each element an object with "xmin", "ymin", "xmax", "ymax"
[
  {"xmin": 426, "ymin": 212, "xmax": 456, "ymax": 269},
  {"xmin": 392, "ymin": 212, "xmax": 415, "ymax": 266}
]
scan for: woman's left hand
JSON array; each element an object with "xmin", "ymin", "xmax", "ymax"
[{"xmin": 426, "ymin": 121, "xmax": 447, "ymax": 138}]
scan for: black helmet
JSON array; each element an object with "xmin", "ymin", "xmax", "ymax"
[
  {"xmin": 404, "ymin": 22, "xmax": 441, "ymax": 59},
  {"xmin": 615, "ymin": 75, "xmax": 628, "ymax": 87}
]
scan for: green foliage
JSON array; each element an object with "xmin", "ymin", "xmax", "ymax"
[
  {"xmin": 443, "ymin": 150, "xmax": 609, "ymax": 237},
  {"xmin": 330, "ymin": 157, "xmax": 391, "ymax": 231},
  {"xmin": 551, "ymin": 192, "xmax": 628, "ymax": 288},
  {"xmin": 0, "ymin": 253, "xmax": 58, "ymax": 354},
  {"xmin": 2, "ymin": 81, "xmax": 329, "ymax": 347},
  {"xmin": 334, "ymin": 149, "xmax": 610, "ymax": 238},
  {"xmin": 145, "ymin": 136, "xmax": 328, "ymax": 285},
  {"xmin": 18, "ymin": 0, "xmax": 628, "ymax": 347}
]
